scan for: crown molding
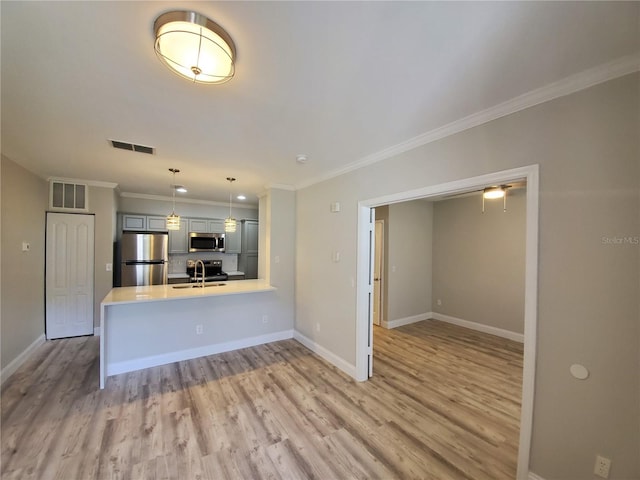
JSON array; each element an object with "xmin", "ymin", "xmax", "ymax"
[
  {"xmin": 265, "ymin": 183, "xmax": 296, "ymax": 191},
  {"xmin": 119, "ymin": 192, "xmax": 258, "ymax": 209},
  {"xmin": 47, "ymin": 176, "xmax": 118, "ymax": 189},
  {"xmin": 295, "ymin": 52, "xmax": 640, "ymax": 190}
]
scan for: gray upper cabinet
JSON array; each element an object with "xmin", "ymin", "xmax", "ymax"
[
  {"xmin": 121, "ymin": 213, "xmax": 250, "ymax": 256},
  {"xmin": 168, "ymin": 219, "xmax": 188, "ymax": 253},
  {"xmin": 188, "ymin": 218, "xmax": 225, "ymax": 234},
  {"xmin": 188, "ymin": 218, "xmax": 208, "ymax": 233},
  {"xmin": 208, "ymin": 219, "xmax": 225, "ymax": 233},
  {"xmin": 147, "ymin": 216, "xmax": 169, "ymax": 231},
  {"xmin": 122, "ymin": 214, "xmax": 147, "ymax": 231},
  {"xmin": 122, "ymin": 214, "xmax": 169, "ymax": 232}
]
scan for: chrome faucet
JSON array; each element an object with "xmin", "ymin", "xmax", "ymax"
[{"xmin": 194, "ymin": 259, "xmax": 205, "ymax": 288}]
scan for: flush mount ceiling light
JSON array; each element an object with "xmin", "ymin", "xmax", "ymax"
[
  {"xmin": 166, "ymin": 168, "xmax": 181, "ymax": 230},
  {"xmin": 154, "ymin": 10, "xmax": 236, "ymax": 85},
  {"xmin": 482, "ymin": 185, "xmax": 511, "ymax": 213},
  {"xmin": 225, "ymin": 177, "xmax": 237, "ymax": 233},
  {"xmin": 483, "ymin": 186, "xmax": 506, "ymax": 199},
  {"xmin": 174, "ymin": 185, "xmax": 187, "ymax": 193}
]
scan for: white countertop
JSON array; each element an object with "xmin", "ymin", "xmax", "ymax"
[{"xmin": 102, "ymin": 279, "xmax": 275, "ymax": 306}]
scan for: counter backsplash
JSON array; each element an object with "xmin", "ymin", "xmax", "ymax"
[{"xmin": 168, "ymin": 253, "xmax": 239, "ymax": 275}]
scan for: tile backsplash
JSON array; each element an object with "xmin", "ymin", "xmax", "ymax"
[{"xmin": 169, "ymin": 253, "xmax": 239, "ymax": 274}]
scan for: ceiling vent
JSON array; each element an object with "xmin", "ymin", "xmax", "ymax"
[{"xmin": 110, "ymin": 139, "xmax": 155, "ymax": 155}]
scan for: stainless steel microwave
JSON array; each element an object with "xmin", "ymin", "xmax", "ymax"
[{"xmin": 188, "ymin": 232, "xmax": 225, "ymax": 252}]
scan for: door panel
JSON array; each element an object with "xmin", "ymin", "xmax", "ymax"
[
  {"xmin": 46, "ymin": 213, "xmax": 95, "ymax": 339},
  {"xmin": 373, "ymin": 220, "xmax": 384, "ymax": 326}
]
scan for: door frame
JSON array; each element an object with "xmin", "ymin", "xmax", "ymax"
[
  {"xmin": 355, "ymin": 164, "xmax": 538, "ymax": 480},
  {"xmin": 373, "ymin": 219, "xmax": 384, "ymax": 326}
]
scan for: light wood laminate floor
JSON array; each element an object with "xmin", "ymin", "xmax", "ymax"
[{"xmin": 1, "ymin": 320, "xmax": 523, "ymax": 480}]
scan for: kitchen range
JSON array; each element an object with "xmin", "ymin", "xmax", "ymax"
[{"xmin": 186, "ymin": 259, "xmax": 228, "ymax": 282}]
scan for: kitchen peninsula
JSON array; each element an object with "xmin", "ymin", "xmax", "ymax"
[{"xmin": 99, "ymin": 280, "xmax": 283, "ymax": 388}]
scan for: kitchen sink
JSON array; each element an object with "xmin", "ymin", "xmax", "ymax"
[{"xmin": 172, "ymin": 283, "xmax": 227, "ymax": 289}]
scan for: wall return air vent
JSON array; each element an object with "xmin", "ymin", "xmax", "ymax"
[
  {"xmin": 50, "ymin": 181, "xmax": 88, "ymax": 211},
  {"xmin": 109, "ymin": 139, "xmax": 155, "ymax": 155}
]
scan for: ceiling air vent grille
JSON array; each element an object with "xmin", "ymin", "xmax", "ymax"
[
  {"xmin": 50, "ymin": 181, "xmax": 88, "ymax": 211},
  {"xmin": 110, "ymin": 139, "xmax": 155, "ymax": 155}
]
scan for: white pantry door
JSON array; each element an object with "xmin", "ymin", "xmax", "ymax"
[{"xmin": 46, "ymin": 213, "xmax": 95, "ymax": 339}]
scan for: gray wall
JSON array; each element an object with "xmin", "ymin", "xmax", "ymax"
[
  {"xmin": 295, "ymin": 74, "xmax": 639, "ymax": 479},
  {"xmin": 432, "ymin": 189, "xmax": 526, "ymax": 334},
  {"xmin": 84, "ymin": 186, "xmax": 117, "ymax": 327},
  {"xmin": 1, "ymin": 156, "xmax": 48, "ymax": 368},
  {"xmin": 261, "ymin": 188, "xmax": 296, "ymax": 326},
  {"xmin": 385, "ymin": 200, "xmax": 433, "ymax": 323}
]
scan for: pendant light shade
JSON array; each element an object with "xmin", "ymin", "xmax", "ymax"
[
  {"xmin": 224, "ymin": 217, "xmax": 237, "ymax": 233},
  {"xmin": 225, "ymin": 177, "xmax": 237, "ymax": 233},
  {"xmin": 166, "ymin": 212, "xmax": 180, "ymax": 230},
  {"xmin": 154, "ymin": 10, "xmax": 236, "ymax": 85},
  {"xmin": 166, "ymin": 168, "xmax": 181, "ymax": 230}
]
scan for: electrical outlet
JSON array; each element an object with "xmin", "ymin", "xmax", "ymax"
[
  {"xmin": 437, "ymin": 299, "xmax": 442, "ymax": 306},
  {"xmin": 196, "ymin": 324, "xmax": 203, "ymax": 335},
  {"xmin": 316, "ymin": 322, "xmax": 320, "ymax": 332},
  {"xmin": 594, "ymin": 455, "xmax": 611, "ymax": 479},
  {"xmin": 262, "ymin": 315, "xmax": 269, "ymax": 324}
]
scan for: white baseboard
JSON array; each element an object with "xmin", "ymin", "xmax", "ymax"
[
  {"xmin": 382, "ymin": 312, "xmax": 432, "ymax": 329},
  {"xmin": 0, "ymin": 333, "xmax": 45, "ymax": 385},
  {"xmin": 293, "ymin": 331, "xmax": 357, "ymax": 379},
  {"xmin": 528, "ymin": 472, "xmax": 546, "ymax": 480},
  {"xmin": 107, "ymin": 330, "xmax": 294, "ymax": 377},
  {"xmin": 431, "ymin": 312, "xmax": 524, "ymax": 343}
]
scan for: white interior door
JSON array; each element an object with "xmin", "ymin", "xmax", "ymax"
[
  {"xmin": 373, "ymin": 220, "xmax": 384, "ymax": 326},
  {"xmin": 46, "ymin": 213, "xmax": 95, "ymax": 339}
]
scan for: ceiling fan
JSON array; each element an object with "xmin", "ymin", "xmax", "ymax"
[{"xmin": 440, "ymin": 180, "xmax": 527, "ymax": 213}]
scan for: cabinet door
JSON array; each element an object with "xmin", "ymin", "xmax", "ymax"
[
  {"xmin": 244, "ymin": 254, "xmax": 258, "ymax": 279},
  {"xmin": 147, "ymin": 216, "xmax": 169, "ymax": 231},
  {"xmin": 243, "ymin": 220, "xmax": 259, "ymax": 255},
  {"xmin": 208, "ymin": 219, "xmax": 225, "ymax": 233},
  {"xmin": 188, "ymin": 218, "xmax": 208, "ymax": 233},
  {"xmin": 168, "ymin": 219, "xmax": 188, "ymax": 253},
  {"xmin": 122, "ymin": 214, "xmax": 146, "ymax": 231},
  {"xmin": 225, "ymin": 229, "xmax": 241, "ymax": 254}
]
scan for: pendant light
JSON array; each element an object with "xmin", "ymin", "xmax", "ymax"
[
  {"xmin": 225, "ymin": 177, "xmax": 237, "ymax": 233},
  {"xmin": 166, "ymin": 168, "xmax": 181, "ymax": 230}
]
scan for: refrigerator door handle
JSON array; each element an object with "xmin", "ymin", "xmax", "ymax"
[{"xmin": 124, "ymin": 260, "xmax": 165, "ymax": 266}]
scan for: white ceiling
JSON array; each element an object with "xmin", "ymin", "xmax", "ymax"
[{"xmin": 2, "ymin": 1, "xmax": 638, "ymax": 205}]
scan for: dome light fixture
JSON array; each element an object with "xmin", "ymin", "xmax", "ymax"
[
  {"xmin": 154, "ymin": 10, "xmax": 236, "ymax": 85},
  {"xmin": 225, "ymin": 177, "xmax": 237, "ymax": 233},
  {"xmin": 482, "ymin": 185, "xmax": 511, "ymax": 213},
  {"xmin": 483, "ymin": 186, "xmax": 506, "ymax": 199}
]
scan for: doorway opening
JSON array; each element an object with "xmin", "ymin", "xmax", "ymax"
[{"xmin": 355, "ymin": 165, "xmax": 538, "ymax": 480}]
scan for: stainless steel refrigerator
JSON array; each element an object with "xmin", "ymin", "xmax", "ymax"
[{"xmin": 119, "ymin": 232, "xmax": 168, "ymax": 286}]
